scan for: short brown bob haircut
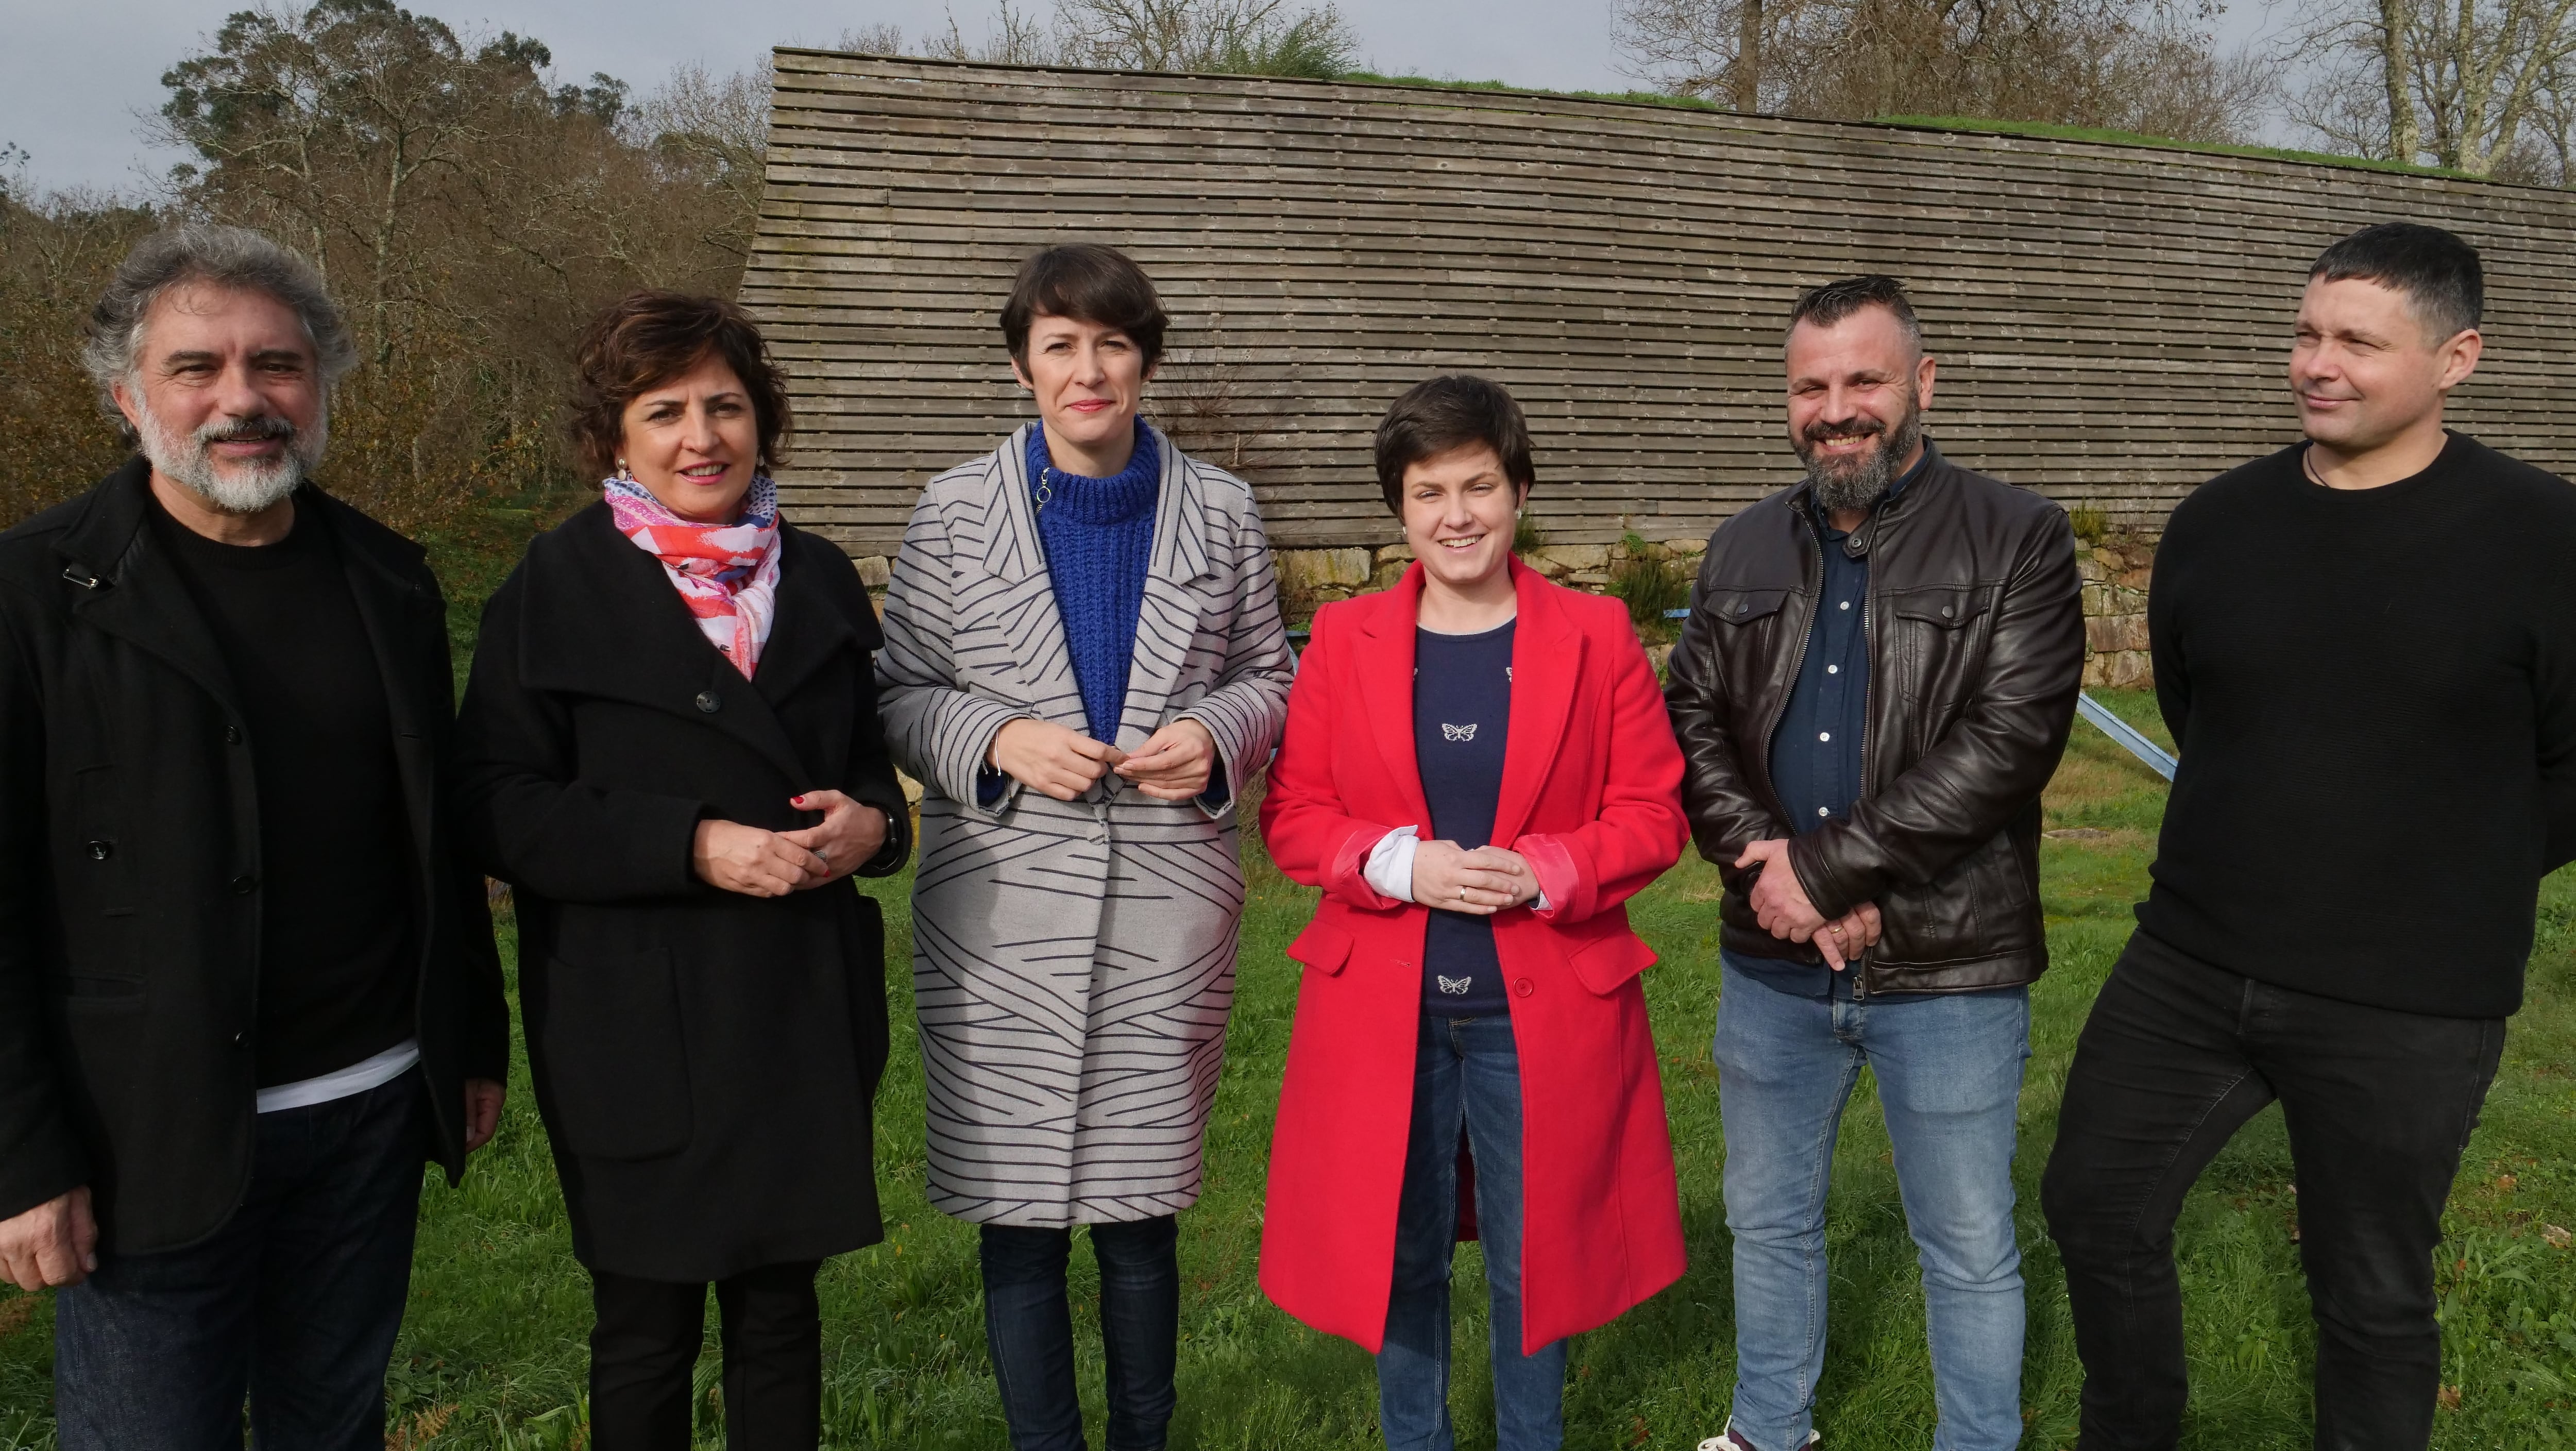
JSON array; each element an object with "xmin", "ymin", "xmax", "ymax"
[
  {"xmin": 568, "ymin": 291, "xmax": 792, "ymax": 479},
  {"xmin": 1001, "ymin": 244, "xmax": 1169, "ymax": 372},
  {"xmin": 1373, "ymin": 374, "xmax": 1537, "ymax": 515}
]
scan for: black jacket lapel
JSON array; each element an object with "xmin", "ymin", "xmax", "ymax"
[
  {"xmin": 522, "ymin": 504, "xmax": 818, "ymax": 789},
  {"xmin": 52, "ymin": 459, "xmax": 244, "ymax": 721},
  {"xmin": 750, "ymin": 532, "xmax": 866, "ymax": 708}
]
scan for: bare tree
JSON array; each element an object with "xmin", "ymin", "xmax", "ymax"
[
  {"xmin": 1614, "ymin": 0, "xmax": 1784, "ymax": 109},
  {"xmin": 1613, "ymin": 0, "xmax": 2272, "ymax": 141},
  {"xmin": 629, "ymin": 61, "xmax": 773, "ymax": 259},
  {"xmin": 838, "ymin": 23, "xmax": 910, "ymax": 56},
  {"xmin": 1053, "ymin": 0, "xmax": 1359, "ymax": 75},
  {"xmin": 915, "ymin": 3, "xmax": 1064, "ymax": 63},
  {"xmin": 2289, "ymin": 0, "xmax": 2576, "ymax": 171},
  {"xmin": 850, "ymin": 0, "xmax": 1359, "ymax": 75}
]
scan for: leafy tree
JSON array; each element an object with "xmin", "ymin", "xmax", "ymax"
[{"xmin": 142, "ymin": 1, "xmax": 762, "ymax": 527}]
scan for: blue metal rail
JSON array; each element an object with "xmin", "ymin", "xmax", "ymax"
[{"xmin": 2074, "ymin": 691, "xmax": 2177, "ymax": 780}]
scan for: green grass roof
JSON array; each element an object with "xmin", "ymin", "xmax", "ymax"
[{"xmin": 1332, "ymin": 71, "xmax": 2483, "ymax": 182}]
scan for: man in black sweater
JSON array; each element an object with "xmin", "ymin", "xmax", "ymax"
[
  {"xmin": 0, "ymin": 226, "xmax": 509, "ymax": 1449},
  {"xmin": 2042, "ymin": 223, "xmax": 2576, "ymax": 1450}
]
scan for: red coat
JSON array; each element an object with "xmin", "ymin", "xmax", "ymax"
[{"xmin": 1257, "ymin": 559, "xmax": 1690, "ymax": 1354}]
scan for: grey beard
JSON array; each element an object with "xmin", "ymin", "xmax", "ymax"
[
  {"xmin": 1802, "ymin": 408, "xmax": 1923, "ymax": 517},
  {"xmin": 134, "ymin": 394, "xmax": 327, "ymax": 515}
]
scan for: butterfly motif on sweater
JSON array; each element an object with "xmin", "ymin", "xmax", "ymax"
[
  {"xmin": 1436, "ymin": 976, "xmax": 1472, "ymax": 995},
  {"xmin": 1442, "ymin": 722, "xmax": 1477, "ymax": 742}
]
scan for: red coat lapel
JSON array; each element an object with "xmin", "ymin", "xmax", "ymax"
[
  {"xmin": 1351, "ymin": 566, "xmax": 1432, "ymax": 831},
  {"xmin": 1494, "ymin": 560, "xmax": 1582, "ymax": 846}
]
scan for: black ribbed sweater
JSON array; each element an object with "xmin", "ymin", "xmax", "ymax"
[{"xmin": 2136, "ymin": 432, "xmax": 2576, "ymax": 1018}]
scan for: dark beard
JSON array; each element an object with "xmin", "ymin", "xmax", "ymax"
[{"xmin": 1797, "ymin": 402, "xmax": 1923, "ymax": 516}]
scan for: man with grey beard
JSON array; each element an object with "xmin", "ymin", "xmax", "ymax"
[
  {"xmin": 1665, "ymin": 275, "xmax": 2084, "ymax": 1451},
  {"xmin": 0, "ymin": 224, "xmax": 507, "ymax": 1450}
]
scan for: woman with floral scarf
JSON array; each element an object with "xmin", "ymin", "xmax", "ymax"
[{"xmin": 457, "ymin": 292, "xmax": 911, "ymax": 1451}]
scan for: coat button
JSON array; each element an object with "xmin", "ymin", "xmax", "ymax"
[
  {"xmin": 1513, "ymin": 977, "xmax": 1534, "ymax": 998},
  {"xmin": 229, "ymin": 873, "xmax": 258, "ymax": 895},
  {"xmin": 224, "ymin": 726, "xmax": 243, "ymax": 745},
  {"xmin": 1940, "ymin": 604, "xmax": 1954, "ymax": 617},
  {"xmin": 694, "ymin": 690, "xmax": 721, "ymax": 713},
  {"xmin": 85, "ymin": 840, "xmax": 113, "ymax": 861},
  {"xmin": 232, "ymin": 1031, "xmax": 246, "ymax": 1047}
]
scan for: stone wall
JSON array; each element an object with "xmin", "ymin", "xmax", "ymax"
[
  {"xmin": 2078, "ymin": 532, "xmax": 2157, "ymax": 690},
  {"xmin": 851, "ymin": 530, "xmax": 2156, "ymax": 689}
]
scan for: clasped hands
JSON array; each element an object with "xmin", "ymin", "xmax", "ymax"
[
  {"xmin": 692, "ymin": 789, "xmax": 890, "ymax": 898},
  {"xmin": 1411, "ymin": 839, "xmax": 1539, "ymax": 915},
  {"xmin": 1734, "ymin": 837, "xmax": 1882, "ymax": 971},
  {"xmin": 987, "ymin": 717, "xmax": 1216, "ymax": 803}
]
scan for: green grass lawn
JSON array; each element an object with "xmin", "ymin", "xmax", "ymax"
[{"xmin": 1, "ymin": 691, "xmax": 2571, "ymax": 1449}]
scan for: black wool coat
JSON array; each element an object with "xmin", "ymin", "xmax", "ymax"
[
  {"xmin": 0, "ymin": 460, "xmax": 510, "ymax": 1252},
  {"xmin": 456, "ymin": 503, "xmax": 912, "ymax": 1283}
]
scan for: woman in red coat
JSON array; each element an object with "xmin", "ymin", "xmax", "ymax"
[{"xmin": 1258, "ymin": 375, "xmax": 1690, "ymax": 1449}]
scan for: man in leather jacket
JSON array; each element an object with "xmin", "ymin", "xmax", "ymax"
[{"xmin": 1666, "ymin": 276, "xmax": 2083, "ymax": 1451}]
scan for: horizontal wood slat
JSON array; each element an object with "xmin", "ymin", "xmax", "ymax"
[{"xmin": 747, "ymin": 50, "xmax": 2576, "ymax": 552}]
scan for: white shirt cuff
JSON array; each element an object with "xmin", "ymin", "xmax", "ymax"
[
  {"xmin": 1364, "ymin": 825, "xmax": 1419, "ymax": 903},
  {"xmin": 1364, "ymin": 825, "xmax": 1549, "ymax": 909}
]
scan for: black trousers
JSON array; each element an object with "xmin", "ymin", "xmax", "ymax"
[
  {"xmin": 587, "ymin": 1260, "xmax": 823, "ymax": 1451},
  {"xmin": 979, "ymin": 1217, "xmax": 1180, "ymax": 1451},
  {"xmin": 2041, "ymin": 932, "xmax": 2503, "ymax": 1451}
]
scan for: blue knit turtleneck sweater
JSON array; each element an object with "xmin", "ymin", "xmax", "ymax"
[{"xmin": 1028, "ymin": 420, "xmax": 1159, "ymax": 743}]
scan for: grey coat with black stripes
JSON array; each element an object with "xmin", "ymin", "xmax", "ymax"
[{"xmin": 876, "ymin": 423, "xmax": 1294, "ymax": 1226}]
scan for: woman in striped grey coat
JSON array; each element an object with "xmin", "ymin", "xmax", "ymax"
[{"xmin": 875, "ymin": 245, "xmax": 1292, "ymax": 1450}]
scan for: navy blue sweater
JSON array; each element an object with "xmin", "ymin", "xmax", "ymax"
[{"xmin": 1416, "ymin": 620, "xmax": 1516, "ymax": 1015}]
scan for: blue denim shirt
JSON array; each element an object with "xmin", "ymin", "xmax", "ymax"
[{"xmin": 1725, "ymin": 450, "xmax": 1928, "ymax": 1002}]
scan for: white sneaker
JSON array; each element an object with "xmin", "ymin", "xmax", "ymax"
[{"xmin": 1699, "ymin": 1420, "xmax": 1821, "ymax": 1451}]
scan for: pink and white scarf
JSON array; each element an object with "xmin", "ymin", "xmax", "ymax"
[{"xmin": 604, "ymin": 472, "xmax": 782, "ymax": 679}]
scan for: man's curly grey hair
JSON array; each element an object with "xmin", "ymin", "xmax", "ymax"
[{"xmin": 81, "ymin": 225, "xmax": 358, "ymax": 440}]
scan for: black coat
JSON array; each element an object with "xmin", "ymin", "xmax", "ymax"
[
  {"xmin": 0, "ymin": 460, "xmax": 510, "ymax": 1252},
  {"xmin": 456, "ymin": 503, "xmax": 911, "ymax": 1282}
]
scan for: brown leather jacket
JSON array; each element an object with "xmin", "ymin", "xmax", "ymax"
[{"xmin": 1663, "ymin": 442, "xmax": 2084, "ymax": 997}]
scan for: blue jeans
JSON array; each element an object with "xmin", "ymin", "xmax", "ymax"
[
  {"xmin": 53, "ymin": 1068, "xmax": 427, "ymax": 1451},
  {"xmin": 1378, "ymin": 1014, "xmax": 1566, "ymax": 1451},
  {"xmin": 1714, "ymin": 965, "xmax": 2030, "ymax": 1451},
  {"xmin": 979, "ymin": 1215, "xmax": 1178, "ymax": 1451}
]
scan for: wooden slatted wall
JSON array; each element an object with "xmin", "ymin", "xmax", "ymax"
[{"xmin": 746, "ymin": 50, "xmax": 2576, "ymax": 553}]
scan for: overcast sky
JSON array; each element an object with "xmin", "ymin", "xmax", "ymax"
[{"xmin": 2, "ymin": 0, "xmax": 2293, "ymax": 197}]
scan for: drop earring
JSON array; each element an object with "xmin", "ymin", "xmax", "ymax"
[{"xmin": 615, "ymin": 458, "xmax": 634, "ymax": 482}]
